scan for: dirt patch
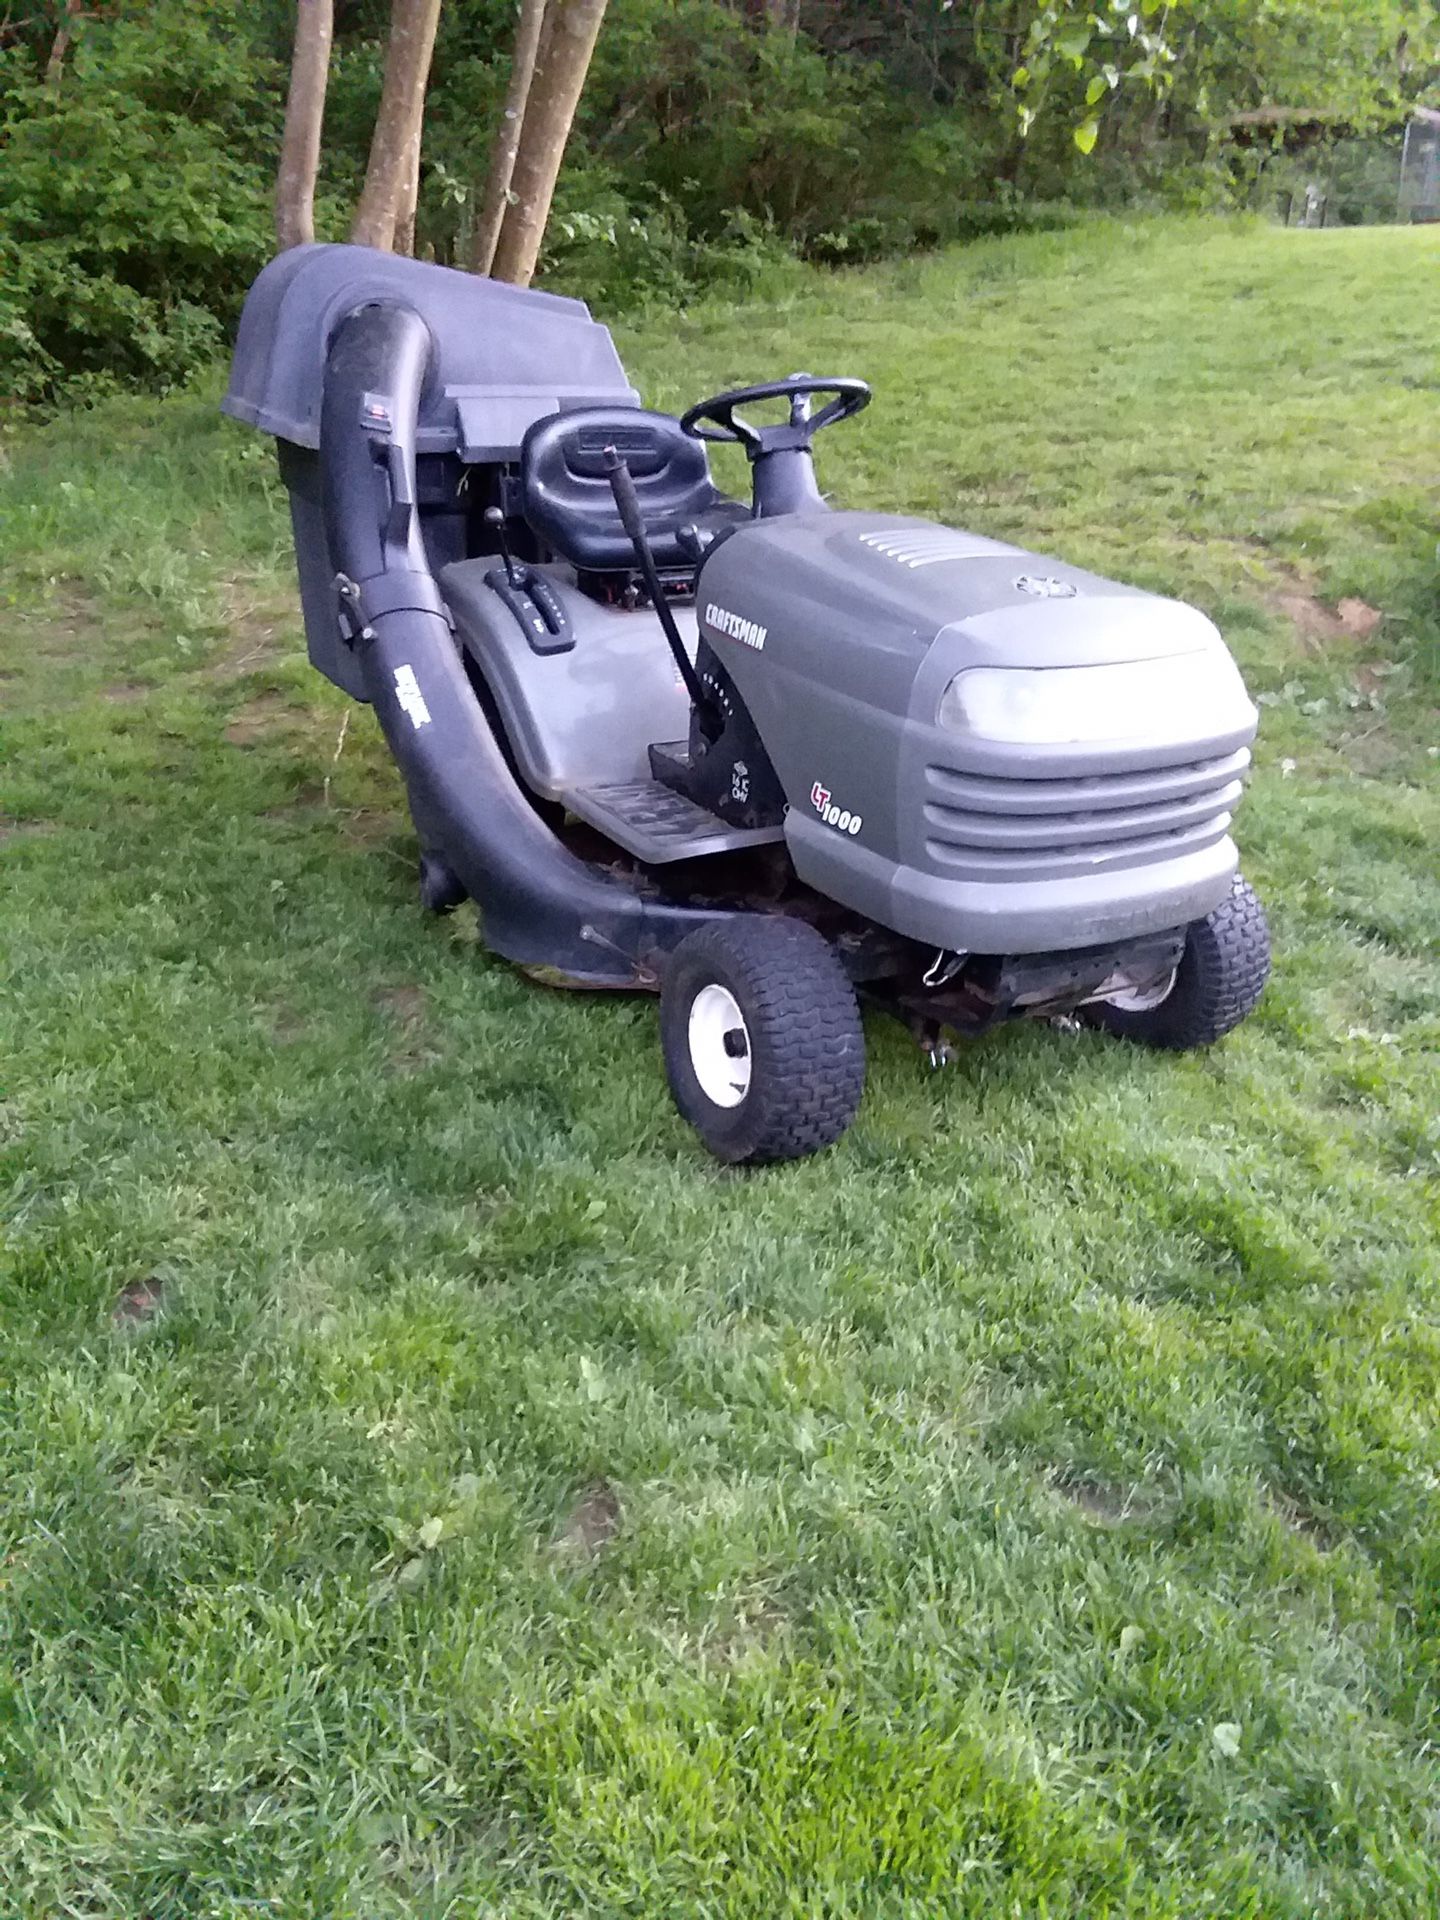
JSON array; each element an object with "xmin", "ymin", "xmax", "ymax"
[
  {"xmin": 32, "ymin": 583, "xmax": 103, "ymax": 640},
  {"xmin": 7, "ymin": 585, "xmax": 108, "ymax": 668},
  {"xmin": 340, "ymin": 808, "xmax": 401, "ymax": 848},
  {"xmin": 208, "ymin": 577, "xmax": 303, "ymax": 681},
  {"xmin": 1054, "ymin": 1475, "xmax": 1162, "ymax": 1526},
  {"xmin": 703, "ymin": 1599, "xmax": 787, "ymax": 1669},
  {"xmin": 262, "ymin": 781, "xmax": 329, "ymax": 821},
  {"xmin": 373, "ymin": 983, "xmax": 435, "ymax": 1074},
  {"xmin": 374, "ymin": 983, "xmax": 426, "ymax": 1025},
  {"xmin": 0, "ymin": 816, "xmax": 56, "ymax": 844},
  {"xmin": 1266, "ymin": 1491, "xmax": 1338, "ymax": 1552},
  {"xmin": 113, "ymin": 1276, "xmax": 165, "ymax": 1326},
  {"xmin": 224, "ymin": 690, "xmax": 294, "ymax": 747},
  {"xmin": 263, "ymin": 1001, "xmax": 310, "ymax": 1046},
  {"xmin": 1266, "ymin": 583, "xmax": 1383, "ymax": 653},
  {"xmin": 1336, "ymin": 597, "xmax": 1384, "ymax": 640},
  {"xmin": 261, "ymin": 793, "xmax": 401, "ymax": 850},
  {"xmin": 207, "ymin": 627, "xmax": 297, "ymax": 683},
  {"xmin": 552, "ymin": 1480, "xmax": 622, "ymax": 1557},
  {"xmin": 1350, "ymin": 658, "xmax": 1405, "ymax": 702},
  {"xmin": 1336, "ymin": 709, "xmax": 1439, "ymax": 778}
]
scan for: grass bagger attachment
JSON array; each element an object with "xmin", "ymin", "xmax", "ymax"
[{"xmin": 224, "ymin": 245, "xmax": 1269, "ymax": 1164}]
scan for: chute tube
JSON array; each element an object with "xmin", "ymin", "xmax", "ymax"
[{"xmin": 319, "ymin": 300, "xmax": 719, "ymax": 986}]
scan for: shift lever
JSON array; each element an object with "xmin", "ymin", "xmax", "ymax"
[
  {"xmin": 484, "ymin": 505, "xmax": 522, "ymax": 587},
  {"xmin": 480, "ymin": 505, "xmax": 570, "ymax": 653}
]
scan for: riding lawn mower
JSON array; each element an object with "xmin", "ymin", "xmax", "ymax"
[{"xmin": 224, "ymin": 245, "xmax": 1269, "ymax": 1163}]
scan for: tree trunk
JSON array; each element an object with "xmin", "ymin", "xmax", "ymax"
[
  {"xmin": 470, "ymin": 0, "xmax": 547, "ymax": 275},
  {"xmin": 275, "ymin": 0, "xmax": 334, "ymax": 251},
  {"xmin": 392, "ymin": 117, "xmax": 422, "ymax": 255},
  {"xmin": 44, "ymin": 0, "xmax": 86, "ymax": 86},
  {"xmin": 350, "ymin": 0, "xmax": 443, "ymax": 252},
  {"xmin": 488, "ymin": 0, "xmax": 608, "ymax": 288}
]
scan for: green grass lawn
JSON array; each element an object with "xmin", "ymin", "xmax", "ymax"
[{"xmin": 1, "ymin": 216, "xmax": 1437, "ymax": 1917}]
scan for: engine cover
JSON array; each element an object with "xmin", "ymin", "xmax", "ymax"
[{"xmin": 696, "ymin": 511, "xmax": 1259, "ymax": 954}]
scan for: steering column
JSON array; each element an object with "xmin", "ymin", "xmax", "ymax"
[{"xmin": 680, "ymin": 375, "xmax": 870, "ymax": 518}]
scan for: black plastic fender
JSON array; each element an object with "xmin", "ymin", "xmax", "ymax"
[{"xmin": 320, "ymin": 300, "xmax": 722, "ymax": 986}]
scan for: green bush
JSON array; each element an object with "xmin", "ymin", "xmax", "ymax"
[
  {"xmin": 1, "ymin": 0, "xmax": 1428, "ymax": 399},
  {"xmin": 412, "ymin": 0, "xmax": 1069, "ymax": 287},
  {"xmin": 0, "ymin": 2, "xmax": 281, "ymax": 400}
]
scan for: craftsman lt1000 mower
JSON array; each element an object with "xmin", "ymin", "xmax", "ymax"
[{"xmin": 225, "ymin": 246, "xmax": 1269, "ymax": 1163}]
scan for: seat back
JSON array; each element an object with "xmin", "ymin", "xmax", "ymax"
[{"xmin": 520, "ymin": 406, "xmax": 740, "ymax": 573}]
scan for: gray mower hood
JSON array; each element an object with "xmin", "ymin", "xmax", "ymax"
[
  {"xmin": 698, "ymin": 511, "xmax": 1259, "ymax": 953},
  {"xmin": 700, "ymin": 511, "xmax": 1256, "ymax": 775}
]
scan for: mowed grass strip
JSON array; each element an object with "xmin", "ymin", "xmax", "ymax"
[{"xmin": 1, "ymin": 218, "xmax": 1437, "ymax": 1917}]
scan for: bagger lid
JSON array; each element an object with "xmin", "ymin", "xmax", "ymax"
[{"xmin": 222, "ymin": 243, "xmax": 639, "ymax": 459}]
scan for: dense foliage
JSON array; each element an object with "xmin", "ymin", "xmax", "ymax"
[{"xmin": 0, "ymin": 0, "xmax": 1433, "ymax": 398}]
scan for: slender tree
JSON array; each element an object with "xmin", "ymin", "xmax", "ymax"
[
  {"xmin": 488, "ymin": 0, "xmax": 609, "ymax": 287},
  {"xmin": 44, "ymin": 0, "xmax": 87, "ymax": 84},
  {"xmin": 392, "ymin": 118, "xmax": 423, "ymax": 254},
  {"xmin": 275, "ymin": 0, "xmax": 334, "ymax": 250},
  {"xmin": 470, "ymin": 0, "xmax": 548, "ymax": 275},
  {"xmin": 350, "ymin": 0, "xmax": 443, "ymax": 251}
]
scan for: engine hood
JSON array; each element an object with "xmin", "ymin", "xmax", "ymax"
[
  {"xmin": 703, "ymin": 509, "xmax": 1227, "ymax": 674},
  {"xmin": 698, "ymin": 510, "xmax": 1256, "ymax": 773},
  {"xmin": 696, "ymin": 509, "xmax": 1260, "ymax": 953}
]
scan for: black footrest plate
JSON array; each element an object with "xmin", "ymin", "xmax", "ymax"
[{"xmin": 561, "ymin": 777, "xmax": 785, "ymax": 864}]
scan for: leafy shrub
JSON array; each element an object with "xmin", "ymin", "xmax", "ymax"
[
  {"xmin": 2, "ymin": 0, "xmax": 1428, "ymax": 399},
  {"xmin": 0, "ymin": 2, "xmax": 281, "ymax": 400}
]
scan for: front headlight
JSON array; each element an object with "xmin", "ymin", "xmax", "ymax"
[{"xmin": 937, "ymin": 651, "xmax": 1254, "ymax": 747}]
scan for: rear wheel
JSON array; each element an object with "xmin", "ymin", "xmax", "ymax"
[
  {"xmin": 660, "ymin": 917, "xmax": 865, "ymax": 1163},
  {"xmin": 1091, "ymin": 874, "xmax": 1270, "ymax": 1050}
]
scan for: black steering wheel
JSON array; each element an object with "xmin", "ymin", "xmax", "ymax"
[{"xmin": 680, "ymin": 374, "xmax": 871, "ymax": 451}]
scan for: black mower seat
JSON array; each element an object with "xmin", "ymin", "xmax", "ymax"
[{"xmin": 519, "ymin": 406, "xmax": 748, "ymax": 573}]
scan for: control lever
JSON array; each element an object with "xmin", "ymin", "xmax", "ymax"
[
  {"xmin": 481, "ymin": 505, "xmax": 572, "ymax": 655},
  {"xmin": 484, "ymin": 505, "xmax": 523, "ymax": 588},
  {"xmin": 603, "ymin": 447, "xmax": 717, "ymax": 727}
]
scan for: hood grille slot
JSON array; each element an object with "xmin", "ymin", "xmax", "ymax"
[
  {"xmin": 922, "ymin": 749, "xmax": 1250, "ymax": 882},
  {"xmin": 857, "ymin": 528, "xmax": 1024, "ymax": 569}
]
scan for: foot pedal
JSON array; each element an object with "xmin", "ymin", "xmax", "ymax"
[{"xmin": 560, "ymin": 777, "xmax": 785, "ymax": 864}]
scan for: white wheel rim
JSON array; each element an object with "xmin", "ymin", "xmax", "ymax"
[
  {"xmin": 1103, "ymin": 967, "xmax": 1178, "ymax": 1013},
  {"xmin": 688, "ymin": 984, "xmax": 752, "ymax": 1108}
]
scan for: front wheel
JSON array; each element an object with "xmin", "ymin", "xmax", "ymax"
[
  {"xmin": 1090, "ymin": 874, "xmax": 1270, "ymax": 1050},
  {"xmin": 660, "ymin": 917, "xmax": 865, "ymax": 1164}
]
